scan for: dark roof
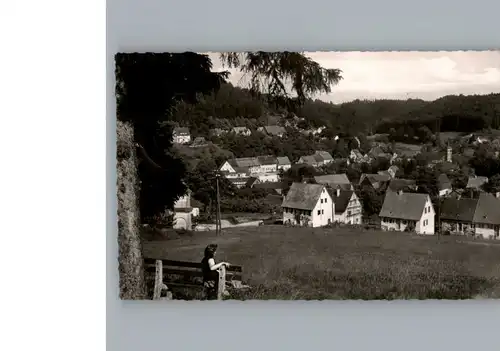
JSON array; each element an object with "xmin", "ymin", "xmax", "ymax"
[
  {"xmin": 314, "ymin": 173, "xmax": 351, "ymax": 186},
  {"xmin": 299, "ymin": 155, "xmax": 319, "ymax": 165},
  {"xmin": 360, "ymin": 173, "xmax": 392, "ymax": 185},
  {"xmin": 254, "ymin": 182, "xmax": 284, "ymax": 190},
  {"xmin": 438, "ymin": 174, "xmax": 452, "ymax": 191},
  {"xmin": 245, "ymin": 177, "xmax": 259, "ymax": 188},
  {"xmin": 440, "ymin": 198, "xmax": 478, "ymax": 222},
  {"xmin": 473, "ymin": 193, "xmax": 500, "ymax": 225},
  {"xmin": 328, "ymin": 189, "xmax": 354, "ymax": 213},
  {"xmin": 387, "ymin": 179, "xmax": 417, "ymax": 192},
  {"xmin": 266, "ymin": 194, "xmax": 284, "ymax": 205},
  {"xmin": 256, "ymin": 155, "xmax": 278, "ymax": 165},
  {"xmin": 282, "ymin": 183, "xmax": 325, "ymax": 210},
  {"xmin": 299, "ymin": 151, "xmax": 333, "ymax": 165},
  {"xmin": 228, "ymin": 155, "xmax": 278, "ymax": 169},
  {"xmin": 379, "ymin": 191, "xmax": 430, "ymax": 221},
  {"xmin": 174, "ymin": 127, "xmax": 190, "ymax": 135},
  {"xmin": 466, "ymin": 176, "xmax": 488, "ymax": 189}
]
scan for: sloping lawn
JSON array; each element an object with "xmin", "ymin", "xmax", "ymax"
[{"xmin": 143, "ymin": 226, "xmax": 500, "ymax": 300}]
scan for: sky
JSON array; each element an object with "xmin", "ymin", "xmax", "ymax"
[{"xmin": 207, "ymin": 51, "xmax": 500, "ymax": 104}]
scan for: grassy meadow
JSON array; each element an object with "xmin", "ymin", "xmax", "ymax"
[{"xmin": 143, "ymin": 226, "xmax": 500, "ymax": 300}]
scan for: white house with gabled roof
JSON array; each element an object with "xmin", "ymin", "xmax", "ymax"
[
  {"xmin": 379, "ymin": 191, "xmax": 435, "ymax": 235},
  {"xmin": 282, "ymin": 183, "xmax": 334, "ymax": 227}
]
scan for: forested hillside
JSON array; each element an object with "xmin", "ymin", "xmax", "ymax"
[{"xmin": 170, "ymin": 82, "xmax": 500, "ymax": 139}]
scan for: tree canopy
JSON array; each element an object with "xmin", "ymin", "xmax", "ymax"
[
  {"xmin": 115, "ymin": 52, "xmax": 343, "ymax": 219},
  {"xmin": 220, "ymin": 52, "xmax": 343, "ymax": 109}
]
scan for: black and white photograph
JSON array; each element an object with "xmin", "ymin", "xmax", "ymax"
[{"xmin": 116, "ymin": 51, "xmax": 500, "ymax": 301}]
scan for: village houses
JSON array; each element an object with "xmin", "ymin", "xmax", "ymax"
[
  {"xmin": 282, "ymin": 183, "xmax": 334, "ymax": 227},
  {"xmin": 314, "ymin": 173, "xmax": 354, "ymax": 190},
  {"xmin": 189, "ymin": 136, "xmax": 208, "ymax": 148},
  {"xmin": 440, "ymin": 193, "xmax": 500, "ymax": 239},
  {"xmin": 466, "ymin": 175, "xmax": 488, "ymax": 190},
  {"xmin": 359, "ymin": 173, "xmax": 392, "ymax": 190},
  {"xmin": 173, "ymin": 127, "xmax": 191, "ymax": 144},
  {"xmin": 300, "ymin": 126, "xmax": 326, "ymax": 136},
  {"xmin": 438, "ymin": 173, "xmax": 453, "ymax": 197},
  {"xmin": 219, "ymin": 155, "xmax": 291, "ymax": 187},
  {"xmin": 277, "ymin": 156, "xmax": 292, "ymax": 172},
  {"xmin": 296, "ymin": 151, "xmax": 334, "ymax": 167},
  {"xmin": 258, "ymin": 125, "xmax": 286, "ymax": 138},
  {"xmin": 385, "ymin": 179, "xmax": 417, "ymax": 194},
  {"xmin": 328, "ymin": 187, "xmax": 363, "ymax": 225},
  {"xmin": 209, "ymin": 128, "xmax": 228, "ymax": 137},
  {"xmin": 231, "ymin": 126, "xmax": 252, "ymax": 136},
  {"xmin": 379, "ymin": 191, "xmax": 435, "ymax": 235},
  {"xmin": 440, "ymin": 197, "xmax": 478, "ymax": 236},
  {"xmin": 368, "ymin": 146, "xmax": 396, "ymax": 163}
]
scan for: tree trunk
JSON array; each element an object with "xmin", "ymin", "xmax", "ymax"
[{"xmin": 117, "ymin": 121, "xmax": 146, "ymax": 299}]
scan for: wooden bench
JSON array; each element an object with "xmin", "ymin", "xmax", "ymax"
[{"xmin": 144, "ymin": 258, "xmax": 243, "ymax": 300}]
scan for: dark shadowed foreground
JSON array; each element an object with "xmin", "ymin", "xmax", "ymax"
[{"xmin": 143, "ymin": 226, "xmax": 500, "ymax": 300}]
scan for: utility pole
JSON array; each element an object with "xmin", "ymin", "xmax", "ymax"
[
  {"xmin": 436, "ymin": 116, "xmax": 442, "ymax": 241},
  {"xmin": 437, "ymin": 196, "xmax": 441, "ymax": 241},
  {"xmin": 215, "ymin": 172, "xmax": 221, "ymax": 236}
]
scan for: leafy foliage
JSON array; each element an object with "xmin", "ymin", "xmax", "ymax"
[{"xmin": 220, "ymin": 52, "xmax": 342, "ymax": 109}]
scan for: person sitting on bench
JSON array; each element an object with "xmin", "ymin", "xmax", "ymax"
[{"xmin": 201, "ymin": 244, "xmax": 230, "ymax": 300}]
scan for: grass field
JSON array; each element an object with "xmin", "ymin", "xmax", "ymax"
[{"xmin": 143, "ymin": 226, "xmax": 500, "ymax": 300}]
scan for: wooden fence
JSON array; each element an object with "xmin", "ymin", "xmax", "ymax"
[{"xmin": 144, "ymin": 258, "xmax": 243, "ymax": 300}]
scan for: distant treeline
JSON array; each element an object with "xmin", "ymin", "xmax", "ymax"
[{"xmin": 171, "ymin": 83, "xmax": 500, "ymax": 139}]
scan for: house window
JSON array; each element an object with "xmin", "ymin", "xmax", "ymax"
[
  {"xmin": 321, "ymin": 199, "xmax": 323, "ymax": 203},
  {"xmin": 324, "ymin": 198, "xmax": 327, "ymax": 203},
  {"xmin": 317, "ymin": 210, "xmax": 321, "ymax": 215},
  {"xmin": 424, "ymin": 208, "xmax": 427, "ymax": 214},
  {"xmin": 321, "ymin": 209, "xmax": 324, "ymax": 214}
]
